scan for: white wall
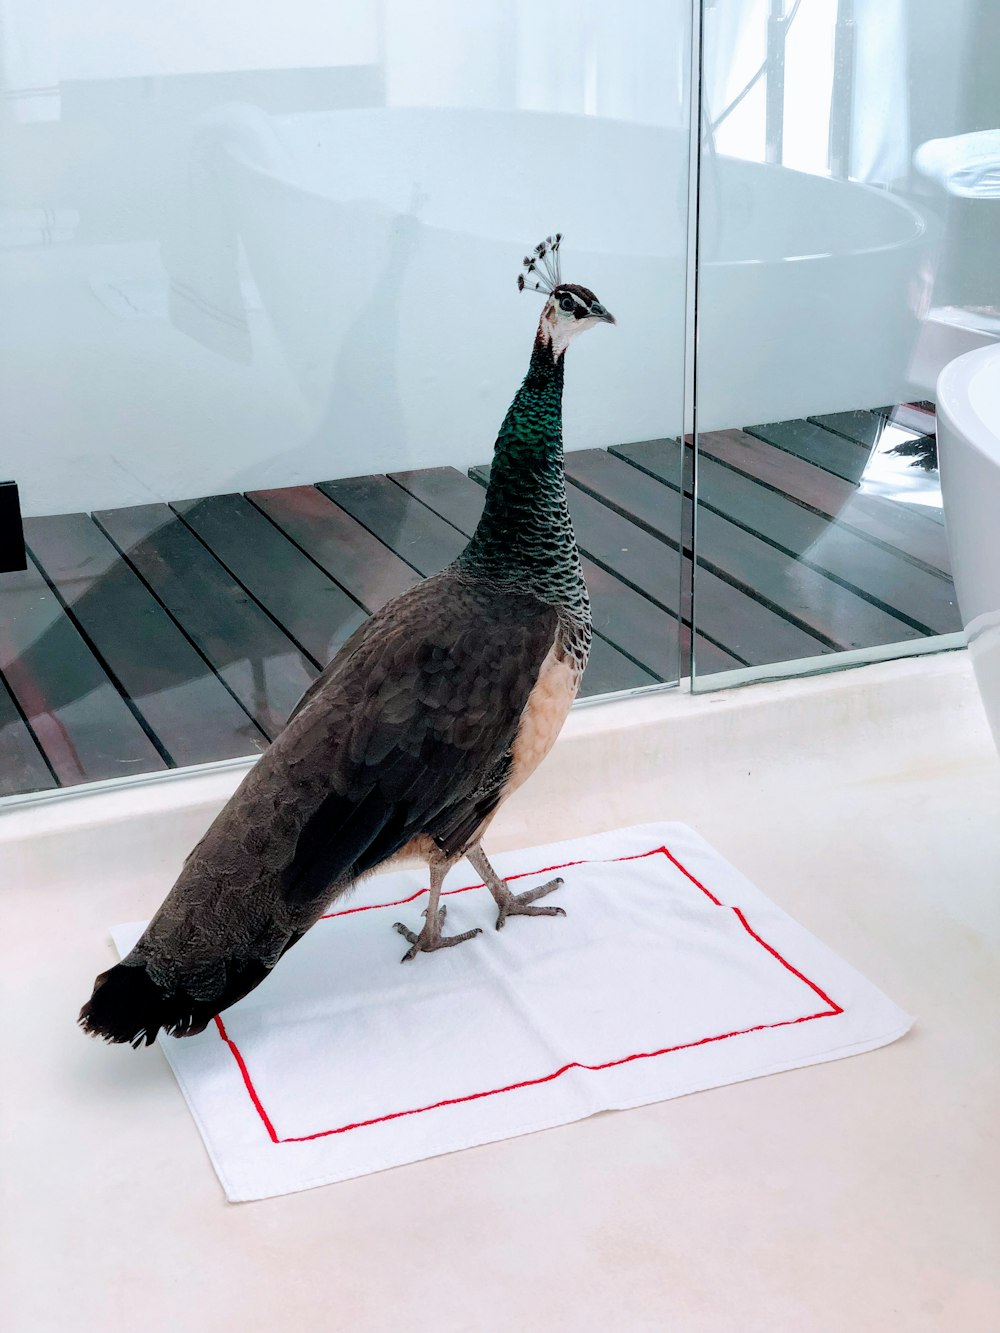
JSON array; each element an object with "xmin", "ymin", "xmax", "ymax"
[{"xmin": 7, "ymin": 0, "xmax": 378, "ymax": 84}]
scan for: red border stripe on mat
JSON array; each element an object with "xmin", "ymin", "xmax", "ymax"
[{"xmin": 213, "ymin": 843, "xmax": 843, "ymax": 1143}]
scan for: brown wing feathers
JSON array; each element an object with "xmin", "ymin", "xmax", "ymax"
[
  {"xmin": 79, "ymin": 574, "xmax": 559, "ymax": 1045},
  {"xmin": 281, "ymin": 582, "xmax": 560, "ymax": 894}
]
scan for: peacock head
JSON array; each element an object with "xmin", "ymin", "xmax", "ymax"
[{"xmin": 517, "ymin": 234, "xmax": 615, "ymax": 358}]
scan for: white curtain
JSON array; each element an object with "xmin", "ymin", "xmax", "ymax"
[
  {"xmin": 383, "ymin": 0, "xmax": 690, "ymax": 126},
  {"xmin": 703, "ymin": 0, "xmax": 910, "ymax": 184},
  {"xmin": 514, "ymin": 0, "xmax": 690, "ymax": 127},
  {"xmin": 850, "ymin": 0, "xmax": 909, "ymax": 183}
]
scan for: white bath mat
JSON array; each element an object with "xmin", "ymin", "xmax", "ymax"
[{"xmin": 111, "ymin": 822, "xmax": 912, "ymax": 1202}]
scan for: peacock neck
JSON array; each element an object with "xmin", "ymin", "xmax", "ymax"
[{"xmin": 457, "ymin": 331, "xmax": 590, "ymax": 624}]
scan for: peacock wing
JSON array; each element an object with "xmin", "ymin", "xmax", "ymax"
[
  {"xmin": 82, "ymin": 573, "xmax": 563, "ymax": 1042},
  {"xmin": 270, "ymin": 572, "xmax": 561, "ymax": 905},
  {"xmin": 139, "ymin": 572, "xmax": 562, "ymax": 976}
]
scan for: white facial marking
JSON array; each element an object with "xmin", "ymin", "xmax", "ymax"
[{"xmin": 540, "ymin": 296, "xmax": 598, "ymax": 358}]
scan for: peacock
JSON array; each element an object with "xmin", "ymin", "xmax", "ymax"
[{"xmin": 79, "ymin": 235, "xmax": 615, "ymax": 1047}]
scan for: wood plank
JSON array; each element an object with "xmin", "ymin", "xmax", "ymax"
[
  {"xmin": 694, "ymin": 430, "xmax": 952, "ymax": 576},
  {"xmin": 469, "ymin": 462, "xmax": 683, "ymax": 605},
  {"xmin": 594, "ymin": 444, "xmax": 925, "ymax": 649},
  {"xmin": 566, "ymin": 478, "xmax": 685, "ymax": 595},
  {"xmin": 693, "ymin": 430, "xmax": 855, "ymax": 510},
  {"xmin": 248, "ymin": 485, "xmax": 420, "ymax": 612},
  {"xmin": 701, "ymin": 508, "xmax": 924, "ymax": 649},
  {"xmin": 326, "ymin": 469, "xmax": 656, "ymax": 693},
  {"xmin": 471, "ymin": 462, "xmax": 828, "ymax": 667},
  {"xmin": 679, "ymin": 628, "xmax": 741, "ymax": 678},
  {"xmin": 744, "ymin": 418, "xmax": 872, "ymax": 483},
  {"xmin": 589, "ymin": 443, "xmax": 958, "ymax": 636},
  {"xmin": 392, "ymin": 465, "xmax": 679, "ymax": 679},
  {"xmin": 391, "ymin": 465, "xmax": 740, "ymax": 678},
  {"xmin": 579, "ymin": 634, "xmax": 658, "ymax": 696},
  {"xmin": 317, "ymin": 473, "xmax": 467, "ymax": 573},
  {"xmin": 389, "ymin": 467, "xmax": 487, "ymax": 537},
  {"xmin": 691, "ymin": 560, "xmax": 830, "ymax": 668},
  {"xmin": 700, "ymin": 463, "xmax": 957, "ymax": 636},
  {"xmin": 173, "ymin": 494, "xmax": 367, "ymax": 667},
  {"xmin": 807, "ymin": 410, "xmax": 886, "ymax": 448},
  {"xmin": 94, "ymin": 502, "xmax": 317, "ymax": 740},
  {"xmin": 539, "ymin": 461, "xmax": 821, "ymax": 664},
  {"xmin": 0, "ymin": 671, "xmax": 56, "ymax": 795},
  {"xmin": 25, "ymin": 514, "xmax": 267, "ymax": 768},
  {"xmin": 0, "ymin": 554, "xmax": 167, "ymax": 785},
  {"xmin": 881, "ymin": 403, "xmax": 936, "ymax": 435},
  {"xmin": 342, "ymin": 466, "xmax": 744, "ymax": 678}
]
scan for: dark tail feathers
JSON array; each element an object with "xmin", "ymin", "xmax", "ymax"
[
  {"xmin": 78, "ymin": 962, "xmax": 218, "ymax": 1047},
  {"xmin": 79, "ymin": 938, "xmax": 303, "ymax": 1047}
]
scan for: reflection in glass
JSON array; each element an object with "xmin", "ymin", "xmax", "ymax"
[
  {"xmin": 0, "ymin": 2, "xmax": 694, "ymax": 797},
  {"xmin": 692, "ymin": 0, "xmax": 997, "ymax": 687}
]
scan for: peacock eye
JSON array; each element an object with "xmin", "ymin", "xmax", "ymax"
[{"xmin": 558, "ymin": 295, "xmax": 575, "ymax": 313}]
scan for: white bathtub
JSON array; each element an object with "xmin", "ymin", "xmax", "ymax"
[
  {"xmin": 937, "ymin": 343, "xmax": 1000, "ymax": 753},
  {"xmin": 202, "ymin": 106, "xmax": 926, "ymax": 478}
]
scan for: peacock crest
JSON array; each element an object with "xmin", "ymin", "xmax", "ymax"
[{"xmin": 517, "ymin": 234, "xmax": 563, "ymax": 295}]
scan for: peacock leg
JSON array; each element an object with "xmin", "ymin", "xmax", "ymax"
[
  {"xmin": 394, "ymin": 860, "xmax": 482, "ymax": 962},
  {"xmin": 466, "ymin": 843, "xmax": 567, "ymax": 931}
]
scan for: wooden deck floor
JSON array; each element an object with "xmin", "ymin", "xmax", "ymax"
[{"xmin": 0, "ymin": 408, "xmax": 959, "ymax": 797}]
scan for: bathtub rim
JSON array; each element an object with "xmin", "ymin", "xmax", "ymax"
[
  {"xmin": 220, "ymin": 104, "xmax": 925, "ymax": 268},
  {"xmin": 937, "ymin": 342, "xmax": 1000, "ymax": 468}
]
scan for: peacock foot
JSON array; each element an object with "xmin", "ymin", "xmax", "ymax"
[
  {"xmin": 393, "ymin": 904, "xmax": 482, "ymax": 962},
  {"xmin": 492, "ymin": 876, "xmax": 567, "ymax": 931}
]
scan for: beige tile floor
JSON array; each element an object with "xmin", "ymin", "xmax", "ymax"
[{"xmin": 2, "ymin": 652, "xmax": 998, "ymax": 1333}]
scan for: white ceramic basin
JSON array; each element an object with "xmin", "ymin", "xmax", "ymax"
[{"xmin": 937, "ymin": 342, "xmax": 1000, "ymax": 753}]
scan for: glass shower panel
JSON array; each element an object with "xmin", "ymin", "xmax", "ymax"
[
  {"xmin": 0, "ymin": 1, "xmax": 693, "ymax": 800},
  {"xmin": 691, "ymin": 0, "xmax": 995, "ymax": 687}
]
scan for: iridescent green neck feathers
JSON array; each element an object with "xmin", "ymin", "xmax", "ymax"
[{"xmin": 458, "ymin": 332, "xmax": 590, "ymax": 625}]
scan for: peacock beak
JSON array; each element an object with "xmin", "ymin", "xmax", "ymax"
[{"xmin": 595, "ymin": 309, "xmax": 616, "ymax": 325}]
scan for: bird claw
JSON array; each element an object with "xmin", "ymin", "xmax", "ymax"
[
  {"xmin": 393, "ymin": 904, "xmax": 482, "ymax": 961},
  {"xmin": 494, "ymin": 877, "xmax": 567, "ymax": 930}
]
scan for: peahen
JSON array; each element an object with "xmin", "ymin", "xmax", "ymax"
[{"xmin": 80, "ymin": 235, "xmax": 615, "ymax": 1047}]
